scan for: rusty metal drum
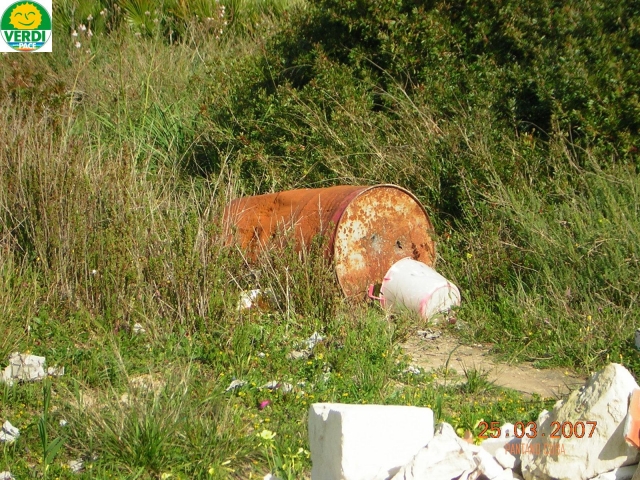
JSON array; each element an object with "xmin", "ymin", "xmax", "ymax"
[{"xmin": 223, "ymin": 184, "xmax": 436, "ymax": 299}]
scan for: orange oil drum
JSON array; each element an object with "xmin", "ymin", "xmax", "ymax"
[{"xmin": 223, "ymin": 184, "xmax": 436, "ymax": 299}]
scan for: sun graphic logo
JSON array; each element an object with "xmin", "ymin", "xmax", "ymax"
[{"xmin": 1, "ymin": 0, "xmax": 52, "ymax": 52}]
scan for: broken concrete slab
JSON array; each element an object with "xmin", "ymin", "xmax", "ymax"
[
  {"xmin": 1, "ymin": 352, "xmax": 64, "ymax": 386},
  {"xmin": 391, "ymin": 422, "xmax": 513, "ymax": 480},
  {"xmin": 309, "ymin": 403, "xmax": 434, "ymax": 480},
  {"xmin": 590, "ymin": 464, "xmax": 638, "ymax": 480},
  {"xmin": 521, "ymin": 363, "xmax": 640, "ymax": 480},
  {"xmin": 0, "ymin": 421, "xmax": 19, "ymax": 443},
  {"xmin": 2, "ymin": 352, "xmax": 46, "ymax": 385}
]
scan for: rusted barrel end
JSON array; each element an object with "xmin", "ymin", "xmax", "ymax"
[{"xmin": 223, "ymin": 185, "xmax": 436, "ymax": 299}]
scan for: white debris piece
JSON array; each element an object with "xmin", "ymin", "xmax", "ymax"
[
  {"xmin": 403, "ymin": 365, "xmax": 421, "ymax": 375},
  {"xmin": 261, "ymin": 381, "xmax": 293, "ymax": 393},
  {"xmin": 305, "ymin": 332, "xmax": 325, "ymax": 350},
  {"xmin": 132, "ymin": 323, "xmax": 146, "ymax": 334},
  {"xmin": 263, "ymin": 474, "xmax": 282, "ymax": 480},
  {"xmin": 225, "ymin": 379, "xmax": 247, "ymax": 392},
  {"xmin": 390, "ymin": 423, "xmax": 476, "ymax": 480},
  {"xmin": 0, "ymin": 472, "xmax": 14, "ymax": 480},
  {"xmin": 309, "ymin": 403, "xmax": 434, "ymax": 480},
  {"xmin": 68, "ymin": 459, "xmax": 84, "ymax": 473},
  {"xmin": 1, "ymin": 352, "xmax": 46, "ymax": 385},
  {"xmin": 0, "ymin": 421, "xmax": 20, "ymax": 443},
  {"xmin": 237, "ymin": 289, "xmax": 275, "ymax": 311},
  {"xmin": 521, "ymin": 363, "xmax": 640, "ymax": 480},
  {"xmin": 495, "ymin": 447, "xmax": 517, "ymax": 470},
  {"xmin": 59, "ymin": 419, "xmax": 68, "ymax": 427},
  {"xmin": 47, "ymin": 366, "xmax": 65, "ymax": 377},
  {"xmin": 589, "ymin": 465, "xmax": 638, "ymax": 480}
]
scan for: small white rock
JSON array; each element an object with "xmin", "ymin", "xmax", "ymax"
[
  {"xmin": 225, "ymin": 380, "xmax": 247, "ymax": 392},
  {"xmin": 68, "ymin": 459, "xmax": 84, "ymax": 473},
  {"xmin": 0, "ymin": 472, "xmax": 14, "ymax": 480},
  {"xmin": 59, "ymin": 419, "xmax": 68, "ymax": 427},
  {"xmin": 495, "ymin": 447, "xmax": 517, "ymax": 470},
  {"xmin": 0, "ymin": 421, "xmax": 19, "ymax": 443},
  {"xmin": 132, "ymin": 323, "xmax": 146, "ymax": 335}
]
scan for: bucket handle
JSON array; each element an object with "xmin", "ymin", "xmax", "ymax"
[{"xmin": 367, "ymin": 284, "xmax": 382, "ymax": 301}]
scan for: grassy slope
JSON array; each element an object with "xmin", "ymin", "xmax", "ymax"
[{"xmin": 0, "ymin": 0, "xmax": 639, "ymax": 478}]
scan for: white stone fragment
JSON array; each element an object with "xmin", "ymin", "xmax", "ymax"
[
  {"xmin": 2, "ymin": 352, "xmax": 46, "ymax": 385},
  {"xmin": 225, "ymin": 379, "xmax": 247, "ymax": 392},
  {"xmin": 304, "ymin": 332, "xmax": 324, "ymax": 350},
  {"xmin": 132, "ymin": 323, "xmax": 146, "ymax": 334},
  {"xmin": 495, "ymin": 447, "xmax": 517, "ymax": 470},
  {"xmin": 474, "ymin": 447, "xmax": 506, "ymax": 479},
  {"xmin": 261, "ymin": 381, "xmax": 293, "ymax": 393},
  {"xmin": 590, "ymin": 464, "xmax": 637, "ymax": 480},
  {"xmin": 480, "ymin": 423, "xmax": 516, "ymax": 456},
  {"xmin": 68, "ymin": 459, "xmax": 84, "ymax": 473},
  {"xmin": 47, "ymin": 366, "xmax": 65, "ymax": 377},
  {"xmin": 309, "ymin": 403, "xmax": 434, "ymax": 480},
  {"xmin": 521, "ymin": 363, "xmax": 640, "ymax": 480},
  {"xmin": 0, "ymin": 472, "xmax": 14, "ymax": 480},
  {"xmin": 0, "ymin": 421, "xmax": 19, "ymax": 443},
  {"xmin": 391, "ymin": 423, "xmax": 475, "ymax": 480}
]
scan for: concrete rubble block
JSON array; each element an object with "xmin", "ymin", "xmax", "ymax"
[
  {"xmin": 0, "ymin": 421, "xmax": 20, "ymax": 443},
  {"xmin": 390, "ymin": 422, "xmax": 476, "ymax": 480},
  {"xmin": 521, "ymin": 363, "xmax": 640, "ymax": 480},
  {"xmin": 2, "ymin": 352, "xmax": 46, "ymax": 385},
  {"xmin": 309, "ymin": 403, "xmax": 434, "ymax": 480},
  {"xmin": 480, "ymin": 423, "xmax": 517, "ymax": 456},
  {"xmin": 495, "ymin": 447, "xmax": 518, "ymax": 470},
  {"xmin": 589, "ymin": 465, "xmax": 638, "ymax": 480}
]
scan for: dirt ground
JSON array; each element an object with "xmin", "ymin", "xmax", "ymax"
[{"xmin": 401, "ymin": 329, "xmax": 586, "ymax": 398}]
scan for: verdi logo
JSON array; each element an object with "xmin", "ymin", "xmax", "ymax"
[{"xmin": 1, "ymin": 1, "xmax": 52, "ymax": 52}]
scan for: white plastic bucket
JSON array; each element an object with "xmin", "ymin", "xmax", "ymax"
[{"xmin": 368, "ymin": 257, "xmax": 461, "ymax": 319}]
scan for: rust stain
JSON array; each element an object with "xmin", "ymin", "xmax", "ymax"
[{"xmin": 223, "ymin": 185, "xmax": 436, "ymax": 299}]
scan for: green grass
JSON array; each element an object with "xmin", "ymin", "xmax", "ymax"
[{"xmin": 1, "ymin": 0, "xmax": 639, "ymax": 477}]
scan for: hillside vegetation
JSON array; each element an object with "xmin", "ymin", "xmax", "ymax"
[{"xmin": 1, "ymin": 0, "xmax": 639, "ymax": 477}]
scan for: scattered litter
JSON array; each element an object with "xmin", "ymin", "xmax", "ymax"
[
  {"xmin": 59, "ymin": 419, "xmax": 68, "ymax": 427},
  {"xmin": 261, "ymin": 381, "xmax": 293, "ymax": 393},
  {"xmin": 417, "ymin": 329, "xmax": 441, "ymax": 341},
  {"xmin": 0, "ymin": 421, "xmax": 19, "ymax": 443},
  {"xmin": 288, "ymin": 332, "xmax": 325, "ymax": 360},
  {"xmin": 287, "ymin": 350, "xmax": 311, "ymax": 360},
  {"xmin": 304, "ymin": 332, "xmax": 324, "ymax": 350},
  {"xmin": 133, "ymin": 323, "xmax": 146, "ymax": 335},
  {"xmin": 47, "ymin": 366, "xmax": 65, "ymax": 377},
  {"xmin": 68, "ymin": 459, "xmax": 84, "ymax": 473},
  {"xmin": 403, "ymin": 365, "xmax": 421, "ymax": 375},
  {"xmin": 259, "ymin": 400, "xmax": 271, "ymax": 410},
  {"xmin": 225, "ymin": 380, "xmax": 247, "ymax": 392},
  {"xmin": 237, "ymin": 289, "xmax": 275, "ymax": 311},
  {"xmin": 0, "ymin": 472, "xmax": 14, "ymax": 480},
  {"xmin": 257, "ymin": 352, "xmax": 266, "ymax": 358},
  {"xmin": 1, "ymin": 352, "xmax": 64, "ymax": 385}
]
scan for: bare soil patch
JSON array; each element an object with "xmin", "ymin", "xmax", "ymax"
[{"xmin": 402, "ymin": 330, "xmax": 586, "ymax": 398}]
